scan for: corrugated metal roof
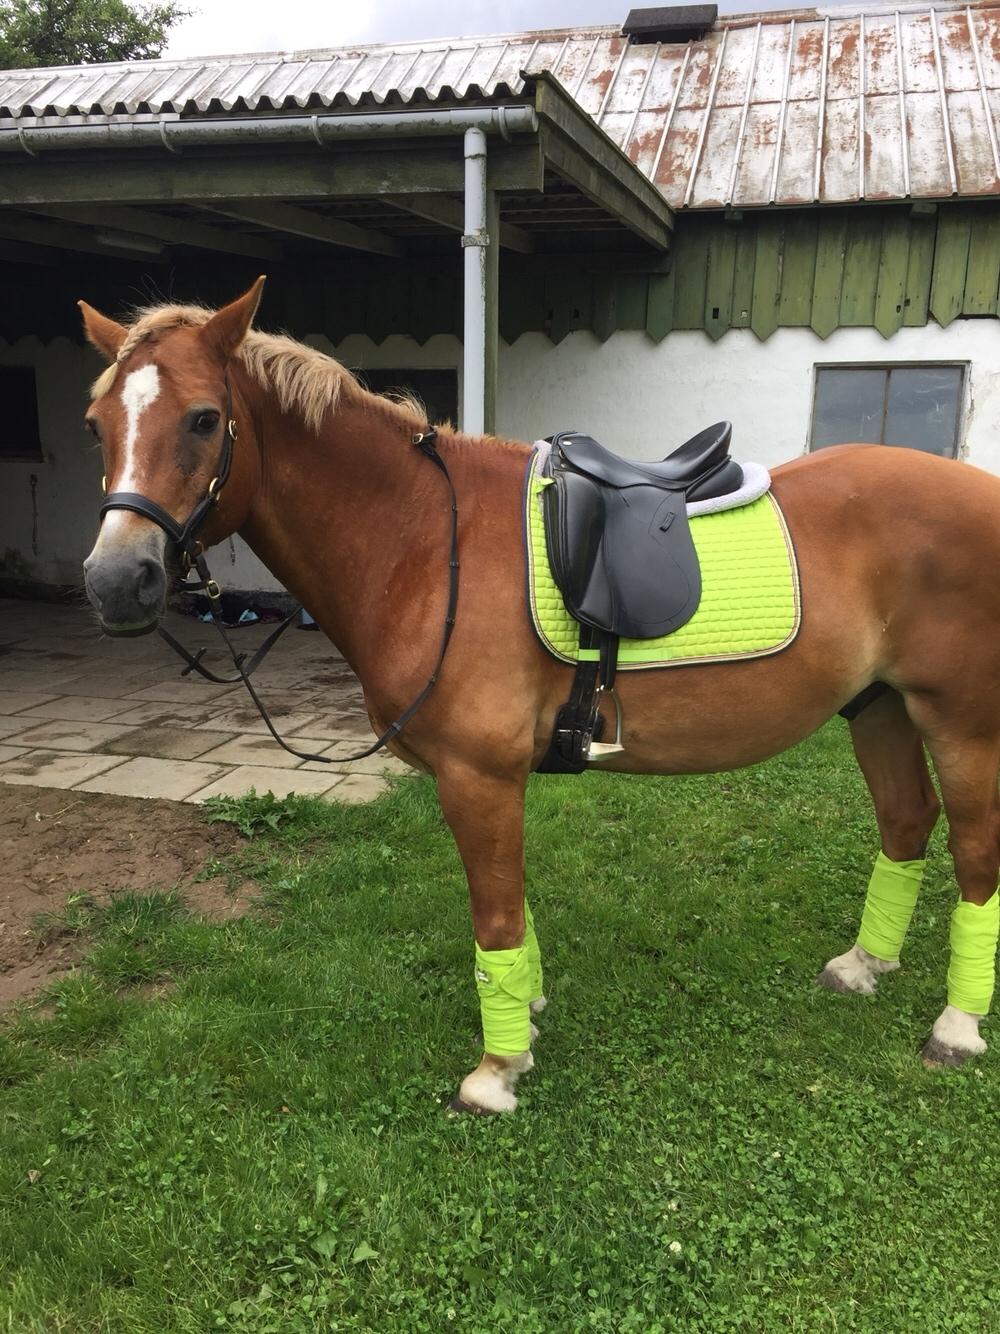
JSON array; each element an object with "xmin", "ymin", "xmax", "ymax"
[{"xmin": 3, "ymin": 1, "xmax": 1000, "ymax": 207}]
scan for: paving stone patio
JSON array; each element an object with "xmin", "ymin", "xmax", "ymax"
[{"xmin": 0, "ymin": 599, "xmax": 408, "ymax": 803}]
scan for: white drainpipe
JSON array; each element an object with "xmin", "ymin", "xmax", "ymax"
[{"xmin": 462, "ymin": 126, "xmax": 489, "ymax": 436}]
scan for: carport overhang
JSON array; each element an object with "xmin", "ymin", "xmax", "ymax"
[{"xmin": 0, "ymin": 72, "xmax": 674, "ymax": 432}]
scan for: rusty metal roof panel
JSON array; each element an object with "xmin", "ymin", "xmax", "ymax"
[{"xmin": 3, "ymin": 2, "xmax": 1000, "ymax": 206}]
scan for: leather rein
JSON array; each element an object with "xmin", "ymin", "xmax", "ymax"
[{"xmin": 99, "ymin": 376, "xmax": 460, "ymax": 766}]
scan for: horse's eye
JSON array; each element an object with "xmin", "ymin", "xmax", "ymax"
[
  {"xmin": 192, "ymin": 410, "xmax": 220, "ymax": 435},
  {"xmin": 84, "ymin": 418, "xmax": 100, "ymax": 439}
]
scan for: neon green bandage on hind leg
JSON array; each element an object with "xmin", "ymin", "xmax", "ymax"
[
  {"xmin": 524, "ymin": 900, "xmax": 543, "ymax": 1004},
  {"xmin": 947, "ymin": 894, "xmax": 1000, "ymax": 1015},
  {"xmin": 475, "ymin": 940, "xmax": 535, "ymax": 1056},
  {"xmin": 857, "ymin": 851, "xmax": 925, "ymax": 962}
]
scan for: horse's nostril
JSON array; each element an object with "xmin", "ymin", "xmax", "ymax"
[{"xmin": 135, "ymin": 557, "xmax": 165, "ymax": 609}]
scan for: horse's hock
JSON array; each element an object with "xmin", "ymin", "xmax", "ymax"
[{"xmin": 0, "ymin": 598, "xmax": 408, "ymax": 803}]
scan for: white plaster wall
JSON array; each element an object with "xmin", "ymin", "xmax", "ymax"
[
  {"xmin": 3, "ymin": 320, "xmax": 998, "ymax": 594},
  {"xmin": 497, "ymin": 322, "xmax": 1000, "ymax": 470},
  {"xmin": 0, "ymin": 336, "xmax": 103, "ymax": 588}
]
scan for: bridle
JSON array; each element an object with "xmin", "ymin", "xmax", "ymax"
[
  {"xmin": 98, "ymin": 374, "xmax": 460, "ymax": 766},
  {"xmin": 101, "ymin": 375, "xmax": 238, "ymax": 600}
]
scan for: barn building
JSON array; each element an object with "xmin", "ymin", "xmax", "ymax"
[{"xmin": 2, "ymin": 0, "xmax": 1000, "ymax": 597}]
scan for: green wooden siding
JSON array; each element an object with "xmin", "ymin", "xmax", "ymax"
[
  {"xmin": 498, "ymin": 201, "xmax": 1000, "ymax": 345},
  {"xmin": 5, "ymin": 201, "xmax": 1000, "ymax": 350}
]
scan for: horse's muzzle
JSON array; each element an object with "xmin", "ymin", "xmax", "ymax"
[{"xmin": 83, "ymin": 537, "xmax": 167, "ymax": 637}]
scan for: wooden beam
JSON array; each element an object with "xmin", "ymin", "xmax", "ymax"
[
  {"xmin": 203, "ymin": 200, "xmax": 403, "ymax": 258},
  {"xmin": 29, "ymin": 203, "xmax": 283, "ymax": 261},
  {"xmin": 0, "ymin": 146, "xmax": 543, "ymax": 211},
  {"xmin": 384, "ymin": 193, "xmax": 536, "ymax": 254},
  {"xmin": 0, "ymin": 210, "xmax": 166, "ymax": 262},
  {"xmin": 533, "ymin": 74, "xmax": 674, "ymax": 252}
]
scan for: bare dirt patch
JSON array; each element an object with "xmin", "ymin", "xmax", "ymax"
[{"xmin": 0, "ymin": 784, "xmax": 256, "ymax": 1007}]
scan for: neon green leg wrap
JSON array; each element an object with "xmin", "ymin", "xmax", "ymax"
[
  {"xmin": 947, "ymin": 894, "xmax": 1000, "ymax": 1015},
  {"xmin": 856, "ymin": 851, "xmax": 925, "ymax": 962},
  {"xmin": 524, "ymin": 900, "xmax": 543, "ymax": 1003},
  {"xmin": 475, "ymin": 938, "xmax": 535, "ymax": 1056}
]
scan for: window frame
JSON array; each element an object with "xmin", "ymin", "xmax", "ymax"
[
  {"xmin": 808, "ymin": 361, "xmax": 969, "ymax": 460},
  {"xmin": 0, "ymin": 364, "xmax": 44, "ymax": 462}
]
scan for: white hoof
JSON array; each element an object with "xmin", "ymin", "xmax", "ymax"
[
  {"xmin": 816, "ymin": 944, "xmax": 899, "ymax": 995},
  {"xmin": 457, "ymin": 1050, "xmax": 533, "ymax": 1114},
  {"xmin": 923, "ymin": 1004, "xmax": 987, "ymax": 1066}
]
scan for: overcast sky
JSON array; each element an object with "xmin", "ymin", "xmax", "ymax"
[{"xmin": 163, "ymin": 0, "xmax": 841, "ymax": 60}]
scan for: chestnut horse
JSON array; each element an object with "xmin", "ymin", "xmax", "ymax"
[{"xmin": 79, "ymin": 279, "xmax": 1000, "ymax": 1113}]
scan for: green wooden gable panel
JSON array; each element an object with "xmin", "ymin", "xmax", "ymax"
[
  {"xmin": 963, "ymin": 212, "xmax": 1000, "ymax": 315},
  {"xmin": 902, "ymin": 217, "xmax": 935, "ymax": 327},
  {"xmin": 810, "ymin": 213, "xmax": 847, "ymax": 338},
  {"xmin": 930, "ymin": 206, "xmax": 973, "ymax": 328},
  {"xmin": 703, "ymin": 225, "xmax": 737, "ymax": 340},
  {"xmin": 873, "ymin": 213, "xmax": 910, "ymax": 338},
  {"xmin": 839, "ymin": 214, "xmax": 882, "ymax": 326},
  {"xmin": 777, "ymin": 214, "xmax": 818, "ymax": 327}
]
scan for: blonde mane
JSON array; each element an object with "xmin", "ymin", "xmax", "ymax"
[{"xmin": 90, "ymin": 303, "xmax": 427, "ymax": 434}]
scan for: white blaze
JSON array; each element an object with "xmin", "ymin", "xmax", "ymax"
[
  {"xmin": 121, "ymin": 364, "xmax": 160, "ymax": 481},
  {"xmin": 101, "ymin": 364, "xmax": 161, "ymax": 538}
]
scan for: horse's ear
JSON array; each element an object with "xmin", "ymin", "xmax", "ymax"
[
  {"xmin": 78, "ymin": 301, "xmax": 127, "ymax": 363},
  {"xmin": 201, "ymin": 275, "xmax": 267, "ymax": 363}
]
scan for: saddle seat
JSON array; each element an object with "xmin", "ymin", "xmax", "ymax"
[
  {"xmin": 542, "ymin": 421, "xmax": 743, "ymax": 642},
  {"xmin": 558, "ymin": 422, "xmax": 743, "ymax": 501}
]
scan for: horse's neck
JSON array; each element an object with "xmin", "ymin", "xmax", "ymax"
[{"xmin": 238, "ymin": 387, "xmax": 456, "ymax": 677}]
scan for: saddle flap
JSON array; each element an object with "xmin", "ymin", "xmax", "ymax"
[{"xmin": 542, "ymin": 465, "xmax": 702, "ymax": 640}]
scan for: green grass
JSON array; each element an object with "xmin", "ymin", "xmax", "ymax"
[{"xmin": 1, "ymin": 723, "xmax": 998, "ymax": 1331}]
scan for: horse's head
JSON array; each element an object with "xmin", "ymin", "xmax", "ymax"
[{"xmin": 79, "ymin": 278, "xmax": 266, "ymax": 635}]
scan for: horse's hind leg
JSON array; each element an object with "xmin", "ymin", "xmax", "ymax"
[
  {"xmin": 903, "ymin": 704, "xmax": 1000, "ymax": 1066},
  {"xmin": 817, "ymin": 688, "xmax": 940, "ymax": 995}
]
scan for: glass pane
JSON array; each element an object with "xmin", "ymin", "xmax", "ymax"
[
  {"xmin": 883, "ymin": 366, "xmax": 962, "ymax": 457},
  {"xmin": 812, "ymin": 368, "xmax": 885, "ymax": 449}
]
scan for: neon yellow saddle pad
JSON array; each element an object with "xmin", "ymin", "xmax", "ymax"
[{"xmin": 525, "ymin": 453, "xmax": 801, "ymax": 669}]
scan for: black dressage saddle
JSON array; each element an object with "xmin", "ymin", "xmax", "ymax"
[{"xmin": 542, "ymin": 422, "xmax": 743, "ymax": 641}]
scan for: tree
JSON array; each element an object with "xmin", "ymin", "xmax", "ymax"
[{"xmin": 0, "ymin": 0, "xmax": 188, "ymax": 69}]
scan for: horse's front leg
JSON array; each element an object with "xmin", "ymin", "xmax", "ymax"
[{"xmin": 437, "ymin": 766, "xmax": 543, "ymax": 1113}]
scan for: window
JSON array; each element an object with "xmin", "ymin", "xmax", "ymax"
[
  {"xmin": 0, "ymin": 366, "xmax": 42, "ymax": 460},
  {"xmin": 811, "ymin": 365, "xmax": 964, "ymax": 458},
  {"xmin": 357, "ymin": 368, "xmax": 458, "ymax": 428}
]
